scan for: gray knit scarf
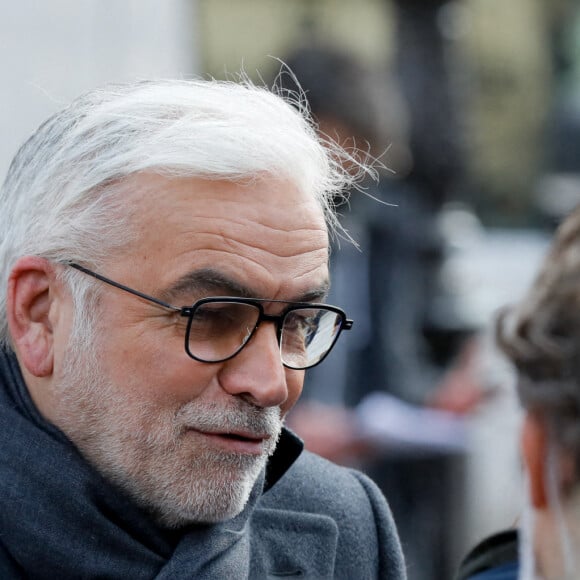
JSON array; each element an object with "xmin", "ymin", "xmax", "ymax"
[{"xmin": 0, "ymin": 349, "xmax": 301, "ymax": 579}]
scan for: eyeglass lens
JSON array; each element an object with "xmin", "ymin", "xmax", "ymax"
[{"xmin": 185, "ymin": 301, "xmax": 343, "ymax": 369}]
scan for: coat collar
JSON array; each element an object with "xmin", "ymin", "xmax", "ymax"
[{"xmin": 264, "ymin": 427, "xmax": 303, "ymax": 493}]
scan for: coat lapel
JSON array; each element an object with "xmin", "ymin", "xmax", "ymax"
[{"xmin": 250, "ymin": 509, "xmax": 338, "ymax": 578}]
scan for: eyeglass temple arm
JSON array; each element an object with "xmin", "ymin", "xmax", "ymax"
[
  {"xmin": 68, "ymin": 263, "xmax": 182, "ymax": 313},
  {"xmin": 69, "ymin": 263, "xmax": 353, "ymax": 326}
]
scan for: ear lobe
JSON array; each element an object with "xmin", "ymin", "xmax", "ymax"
[
  {"xmin": 521, "ymin": 412, "xmax": 549, "ymax": 509},
  {"xmin": 7, "ymin": 256, "xmax": 56, "ymax": 377}
]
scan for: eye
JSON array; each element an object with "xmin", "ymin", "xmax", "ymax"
[
  {"xmin": 188, "ymin": 303, "xmax": 239, "ymax": 335},
  {"xmin": 284, "ymin": 309, "xmax": 318, "ymax": 336},
  {"xmin": 187, "ymin": 301, "xmax": 261, "ymax": 342}
]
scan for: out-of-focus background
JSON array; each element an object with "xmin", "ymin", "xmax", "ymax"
[{"xmin": 3, "ymin": 1, "xmax": 580, "ymax": 578}]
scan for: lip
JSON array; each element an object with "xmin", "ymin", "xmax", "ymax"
[{"xmin": 188, "ymin": 428, "xmax": 269, "ymax": 455}]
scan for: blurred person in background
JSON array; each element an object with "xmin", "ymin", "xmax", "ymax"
[
  {"xmin": 0, "ymin": 78, "xmax": 406, "ymax": 579},
  {"xmin": 457, "ymin": 204, "xmax": 580, "ymax": 579},
  {"xmin": 279, "ymin": 44, "xmax": 483, "ymax": 580}
]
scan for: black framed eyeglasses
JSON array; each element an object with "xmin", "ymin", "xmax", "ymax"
[{"xmin": 68, "ymin": 263, "xmax": 353, "ymax": 370}]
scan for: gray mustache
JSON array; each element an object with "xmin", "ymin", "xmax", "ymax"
[{"xmin": 176, "ymin": 402, "xmax": 282, "ymax": 438}]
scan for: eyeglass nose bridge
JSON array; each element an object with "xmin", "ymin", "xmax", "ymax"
[{"xmin": 246, "ymin": 309, "xmax": 286, "ymax": 348}]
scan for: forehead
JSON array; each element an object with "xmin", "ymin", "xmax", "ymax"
[{"xmin": 111, "ymin": 173, "xmax": 330, "ymax": 300}]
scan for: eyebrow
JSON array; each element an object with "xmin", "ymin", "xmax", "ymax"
[{"xmin": 161, "ymin": 268, "xmax": 330, "ymax": 305}]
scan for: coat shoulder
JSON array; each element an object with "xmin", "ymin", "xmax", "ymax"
[
  {"xmin": 260, "ymin": 450, "xmax": 407, "ymax": 579},
  {"xmin": 263, "ymin": 450, "xmax": 381, "ymax": 510}
]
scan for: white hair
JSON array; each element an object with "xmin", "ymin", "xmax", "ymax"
[{"xmin": 0, "ymin": 77, "xmax": 366, "ymax": 349}]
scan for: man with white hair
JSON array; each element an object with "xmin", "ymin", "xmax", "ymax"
[
  {"xmin": 457, "ymin": 205, "xmax": 580, "ymax": 579},
  {"xmin": 0, "ymin": 79, "xmax": 405, "ymax": 578}
]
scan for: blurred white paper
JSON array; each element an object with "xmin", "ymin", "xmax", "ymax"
[{"xmin": 356, "ymin": 392, "xmax": 469, "ymax": 455}]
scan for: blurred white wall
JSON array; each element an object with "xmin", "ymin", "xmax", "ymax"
[{"xmin": 0, "ymin": 0, "xmax": 199, "ymax": 180}]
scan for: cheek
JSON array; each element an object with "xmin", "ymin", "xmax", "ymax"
[
  {"xmin": 280, "ymin": 369, "xmax": 305, "ymax": 417},
  {"xmin": 103, "ymin": 331, "xmax": 217, "ymax": 405}
]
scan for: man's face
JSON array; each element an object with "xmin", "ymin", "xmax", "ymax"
[{"xmin": 51, "ymin": 173, "xmax": 329, "ymax": 527}]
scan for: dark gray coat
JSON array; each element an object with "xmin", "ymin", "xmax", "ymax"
[
  {"xmin": 0, "ymin": 350, "xmax": 406, "ymax": 579},
  {"xmin": 255, "ymin": 445, "xmax": 407, "ymax": 578}
]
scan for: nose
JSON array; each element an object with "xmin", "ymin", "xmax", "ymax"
[{"xmin": 217, "ymin": 320, "xmax": 288, "ymax": 408}]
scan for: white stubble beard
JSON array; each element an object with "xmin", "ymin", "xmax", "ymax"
[{"xmin": 53, "ymin": 331, "xmax": 283, "ymax": 528}]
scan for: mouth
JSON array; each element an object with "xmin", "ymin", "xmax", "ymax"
[
  {"xmin": 220, "ymin": 431, "xmax": 265, "ymax": 441},
  {"xmin": 188, "ymin": 428, "xmax": 270, "ymax": 455}
]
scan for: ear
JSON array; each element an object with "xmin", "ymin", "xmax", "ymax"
[
  {"xmin": 7, "ymin": 256, "xmax": 58, "ymax": 377},
  {"xmin": 521, "ymin": 411, "xmax": 549, "ymax": 509}
]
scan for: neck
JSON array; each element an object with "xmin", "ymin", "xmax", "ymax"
[{"xmin": 534, "ymin": 486, "xmax": 580, "ymax": 579}]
